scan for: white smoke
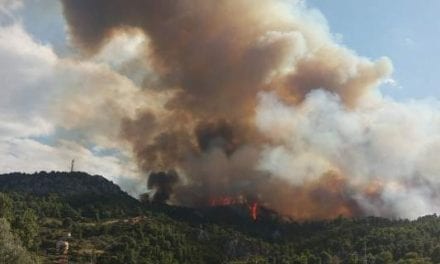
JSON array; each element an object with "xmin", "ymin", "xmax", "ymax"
[{"xmin": 256, "ymin": 89, "xmax": 440, "ymax": 219}]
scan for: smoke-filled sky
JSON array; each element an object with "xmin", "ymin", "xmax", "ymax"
[{"xmin": 1, "ymin": 0, "xmax": 440, "ymax": 220}]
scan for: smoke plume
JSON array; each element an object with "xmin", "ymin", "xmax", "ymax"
[
  {"xmin": 147, "ymin": 170, "xmax": 179, "ymax": 204},
  {"xmin": 59, "ymin": 0, "xmax": 440, "ymax": 220}
]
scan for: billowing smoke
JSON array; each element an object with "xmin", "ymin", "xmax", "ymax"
[
  {"xmin": 147, "ymin": 170, "xmax": 179, "ymax": 204},
  {"xmin": 59, "ymin": 0, "xmax": 440, "ymax": 220}
]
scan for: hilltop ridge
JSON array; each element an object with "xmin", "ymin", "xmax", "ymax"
[
  {"xmin": 1, "ymin": 172, "xmax": 440, "ymax": 263},
  {"xmin": 0, "ymin": 171, "xmax": 129, "ymax": 197}
]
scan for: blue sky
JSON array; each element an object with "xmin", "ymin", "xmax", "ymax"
[
  {"xmin": 308, "ymin": 0, "xmax": 440, "ymax": 100},
  {"xmin": 19, "ymin": 0, "xmax": 66, "ymax": 52}
]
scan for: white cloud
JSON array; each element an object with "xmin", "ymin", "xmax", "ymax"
[
  {"xmin": 0, "ymin": 23, "xmax": 56, "ymax": 137},
  {"xmin": 0, "ymin": 22, "xmax": 148, "ymax": 196}
]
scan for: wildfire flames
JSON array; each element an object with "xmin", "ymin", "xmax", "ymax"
[
  {"xmin": 210, "ymin": 196, "xmax": 259, "ymax": 221},
  {"xmin": 249, "ymin": 202, "xmax": 258, "ymax": 221}
]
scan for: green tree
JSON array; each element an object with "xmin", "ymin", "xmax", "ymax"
[
  {"xmin": 0, "ymin": 193, "xmax": 13, "ymax": 222},
  {"xmin": 376, "ymin": 251, "xmax": 394, "ymax": 264},
  {"xmin": 62, "ymin": 217, "xmax": 74, "ymax": 229},
  {"xmin": 431, "ymin": 246, "xmax": 440, "ymax": 263},
  {"xmin": 13, "ymin": 209, "xmax": 39, "ymax": 249},
  {"xmin": 0, "ymin": 218, "xmax": 35, "ymax": 264}
]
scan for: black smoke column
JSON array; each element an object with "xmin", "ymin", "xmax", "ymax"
[{"xmin": 147, "ymin": 170, "xmax": 179, "ymax": 204}]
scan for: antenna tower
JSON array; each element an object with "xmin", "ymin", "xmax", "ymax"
[{"xmin": 70, "ymin": 159, "xmax": 75, "ymax": 172}]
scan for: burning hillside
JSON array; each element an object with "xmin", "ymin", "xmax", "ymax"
[
  {"xmin": 210, "ymin": 196, "xmax": 259, "ymax": 221},
  {"xmin": 58, "ymin": 0, "xmax": 440, "ymax": 220}
]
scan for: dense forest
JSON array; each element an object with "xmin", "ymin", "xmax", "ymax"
[{"xmin": 0, "ymin": 171, "xmax": 440, "ymax": 263}]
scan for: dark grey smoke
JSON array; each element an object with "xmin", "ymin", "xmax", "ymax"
[
  {"xmin": 147, "ymin": 170, "xmax": 179, "ymax": 204},
  {"xmin": 195, "ymin": 119, "xmax": 242, "ymax": 156}
]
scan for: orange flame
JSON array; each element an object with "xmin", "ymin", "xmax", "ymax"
[
  {"xmin": 209, "ymin": 196, "xmax": 258, "ymax": 220},
  {"xmin": 249, "ymin": 202, "xmax": 258, "ymax": 221}
]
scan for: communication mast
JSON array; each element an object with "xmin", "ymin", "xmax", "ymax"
[{"xmin": 70, "ymin": 159, "xmax": 75, "ymax": 173}]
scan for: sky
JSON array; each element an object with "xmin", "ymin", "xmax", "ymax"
[
  {"xmin": 0, "ymin": 0, "xmax": 439, "ymax": 202},
  {"xmin": 308, "ymin": 0, "xmax": 440, "ymax": 100}
]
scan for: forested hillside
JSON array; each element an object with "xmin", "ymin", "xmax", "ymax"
[{"xmin": 0, "ymin": 172, "xmax": 440, "ymax": 263}]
